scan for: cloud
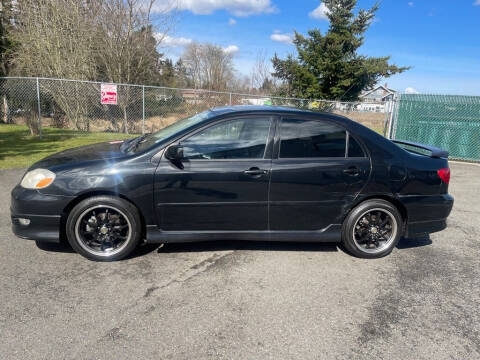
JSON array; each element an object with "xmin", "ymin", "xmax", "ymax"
[
  {"xmin": 156, "ymin": 33, "xmax": 193, "ymax": 47},
  {"xmin": 309, "ymin": 2, "xmax": 329, "ymax": 20},
  {"xmin": 408, "ymin": 2, "xmax": 414, "ymax": 6},
  {"xmin": 405, "ymin": 87, "xmax": 420, "ymax": 94},
  {"xmin": 223, "ymin": 45, "xmax": 239, "ymax": 54},
  {"xmin": 474, "ymin": 0, "xmax": 480, "ymax": 5},
  {"xmin": 154, "ymin": 0, "xmax": 277, "ymax": 17},
  {"xmin": 270, "ymin": 32, "xmax": 293, "ymax": 44},
  {"xmin": 228, "ymin": 18, "xmax": 237, "ymax": 25}
]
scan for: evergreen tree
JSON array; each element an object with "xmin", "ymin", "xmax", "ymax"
[
  {"xmin": 174, "ymin": 59, "xmax": 190, "ymax": 88},
  {"xmin": 159, "ymin": 58, "xmax": 176, "ymax": 87},
  {"xmin": 272, "ymin": 0, "xmax": 409, "ymax": 101}
]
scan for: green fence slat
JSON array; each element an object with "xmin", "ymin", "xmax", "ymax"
[{"xmin": 394, "ymin": 94, "xmax": 480, "ymax": 162}]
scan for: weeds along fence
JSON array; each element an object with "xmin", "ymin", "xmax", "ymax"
[{"xmin": 0, "ymin": 77, "xmax": 389, "ymax": 136}]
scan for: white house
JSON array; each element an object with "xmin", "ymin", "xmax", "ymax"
[{"xmin": 356, "ymin": 84, "xmax": 396, "ymax": 112}]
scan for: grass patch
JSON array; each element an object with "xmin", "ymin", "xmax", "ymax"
[{"xmin": 0, "ymin": 124, "xmax": 137, "ymax": 169}]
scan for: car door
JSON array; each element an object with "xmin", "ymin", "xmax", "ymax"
[
  {"xmin": 154, "ymin": 115, "xmax": 275, "ymax": 231},
  {"xmin": 269, "ymin": 117, "xmax": 371, "ymax": 231}
]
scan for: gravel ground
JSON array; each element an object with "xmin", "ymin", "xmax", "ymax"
[{"xmin": 0, "ymin": 162, "xmax": 478, "ymax": 360}]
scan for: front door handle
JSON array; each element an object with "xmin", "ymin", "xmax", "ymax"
[
  {"xmin": 244, "ymin": 167, "xmax": 268, "ymax": 176},
  {"xmin": 343, "ymin": 166, "xmax": 360, "ymax": 176}
]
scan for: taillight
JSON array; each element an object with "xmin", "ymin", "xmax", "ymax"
[{"xmin": 437, "ymin": 168, "xmax": 450, "ymax": 184}]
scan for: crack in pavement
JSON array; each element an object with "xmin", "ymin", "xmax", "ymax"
[
  {"xmin": 68, "ymin": 250, "xmax": 236, "ymax": 359},
  {"xmin": 142, "ymin": 251, "xmax": 234, "ymax": 298}
]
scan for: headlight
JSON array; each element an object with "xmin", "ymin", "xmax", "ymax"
[{"xmin": 20, "ymin": 169, "xmax": 56, "ymax": 189}]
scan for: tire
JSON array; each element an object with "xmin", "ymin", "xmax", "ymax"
[
  {"xmin": 341, "ymin": 199, "xmax": 402, "ymax": 259},
  {"xmin": 66, "ymin": 196, "xmax": 142, "ymax": 261}
]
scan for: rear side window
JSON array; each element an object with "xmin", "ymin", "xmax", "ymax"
[
  {"xmin": 279, "ymin": 119, "xmax": 346, "ymax": 158},
  {"xmin": 348, "ymin": 136, "xmax": 366, "ymax": 157}
]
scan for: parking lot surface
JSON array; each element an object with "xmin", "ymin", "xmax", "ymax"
[{"xmin": 1, "ymin": 162, "xmax": 479, "ymax": 360}]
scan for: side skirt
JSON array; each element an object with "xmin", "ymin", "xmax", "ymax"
[{"xmin": 145, "ymin": 224, "xmax": 342, "ymax": 244}]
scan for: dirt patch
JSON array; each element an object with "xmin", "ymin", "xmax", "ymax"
[{"xmin": 334, "ymin": 111, "xmax": 386, "ymax": 131}]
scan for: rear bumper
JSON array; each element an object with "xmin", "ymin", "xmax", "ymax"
[
  {"xmin": 399, "ymin": 194, "xmax": 454, "ymax": 237},
  {"xmin": 11, "ymin": 185, "xmax": 74, "ymax": 243}
]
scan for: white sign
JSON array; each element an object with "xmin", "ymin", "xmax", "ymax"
[{"xmin": 101, "ymin": 84, "xmax": 117, "ymax": 105}]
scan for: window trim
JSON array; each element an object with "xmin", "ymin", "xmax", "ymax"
[
  {"xmin": 346, "ymin": 132, "xmax": 368, "ymax": 158},
  {"xmin": 176, "ymin": 115, "xmax": 275, "ymax": 161}
]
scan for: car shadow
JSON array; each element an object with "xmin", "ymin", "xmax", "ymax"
[
  {"xmin": 35, "ymin": 240, "xmax": 164, "ymax": 259},
  {"xmin": 157, "ymin": 240, "xmax": 340, "ymax": 253},
  {"xmin": 35, "ymin": 236, "xmax": 431, "ymax": 259},
  {"xmin": 396, "ymin": 235, "xmax": 432, "ymax": 249},
  {"xmin": 35, "ymin": 241, "xmax": 76, "ymax": 253}
]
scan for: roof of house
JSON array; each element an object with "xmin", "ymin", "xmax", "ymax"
[{"xmin": 360, "ymin": 85, "xmax": 397, "ymax": 100}]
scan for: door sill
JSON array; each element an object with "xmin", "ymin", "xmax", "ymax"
[{"xmin": 145, "ymin": 225, "xmax": 342, "ymax": 243}]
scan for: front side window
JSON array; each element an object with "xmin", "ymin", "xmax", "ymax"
[
  {"xmin": 280, "ymin": 119, "xmax": 347, "ymax": 158},
  {"xmin": 132, "ymin": 110, "xmax": 215, "ymax": 153},
  {"xmin": 182, "ymin": 118, "xmax": 271, "ymax": 160}
]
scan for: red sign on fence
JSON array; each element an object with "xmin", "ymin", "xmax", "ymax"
[{"xmin": 101, "ymin": 84, "xmax": 117, "ymax": 105}]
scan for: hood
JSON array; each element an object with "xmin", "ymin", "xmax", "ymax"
[{"xmin": 31, "ymin": 141, "xmax": 129, "ymax": 170}]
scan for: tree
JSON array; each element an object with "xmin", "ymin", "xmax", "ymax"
[
  {"xmin": 10, "ymin": 0, "xmax": 100, "ymax": 132},
  {"xmin": 272, "ymin": 0, "xmax": 409, "ymax": 101},
  {"xmin": 0, "ymin": 0, "xmax": 14, "ymax": 77},
  {"xmin": 158, "ymin": 58, "xmax": 176, "ymax": 87},
  {"xmin": 173, "ymin": 59, "xmax": 190, "ymax": 88},
  {"xmin": 94, "ymin": 0, "xmax": 176, "ymax": 132},
  {"xmin": 11, "ymin": 0, "xmax": 98, "ymax": 80},
  {"xmin": 0, "ymin": 0, "xmax": 15, "ymax": 123},
  {"xmin": 10, "ymin": 0, "xmax": 176, "ymax": 133},
  {"xmin": 181, "ymin": 42, "xmax": 235, "ymax": 91},
  {"xmin": 250, "ymin": 50, "xmax": 271, "ymax": 93}
]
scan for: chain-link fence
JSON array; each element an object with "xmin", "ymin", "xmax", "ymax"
[
  {"xmin": 389, "ymin": 93, "xmax": 480, "ymax": 162},
  {"xmin": 2, "ymin": 77, "xmax": 479, "ymax": 164},
  {"xmin": 0, "ymin": 77, "xmax": 388, "ymax": 137}
]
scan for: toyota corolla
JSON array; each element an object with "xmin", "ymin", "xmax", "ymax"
[{"xmin": 11, "ymin": 106, "xmax": 453, "ymax": 261}]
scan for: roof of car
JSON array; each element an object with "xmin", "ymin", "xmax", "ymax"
[
  {"xmin": 209, "ymin": 105, "xmax": 353, "ymax": 125},
  {"xmin": 210, "ymin": 105, "xmax": 315, "ymax": 115}
]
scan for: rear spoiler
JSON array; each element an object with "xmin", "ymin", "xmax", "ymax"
[{"xmin": 392, "ymin": 140, "xmax": 449, "ymax": 159}]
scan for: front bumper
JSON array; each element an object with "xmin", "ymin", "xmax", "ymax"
[
  {"xmin": 11, "ymin": 214, "xmax": 62, "ymax": 242},
  {"xmin": 10, "ymin": 185, "xmax": 75, "ymax": 243}
]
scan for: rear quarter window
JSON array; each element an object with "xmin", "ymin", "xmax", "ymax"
[{"xmin": 348, "ymin": 136, "xmax": 366, "ymax": 157}]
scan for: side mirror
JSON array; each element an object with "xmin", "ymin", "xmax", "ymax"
[{"xmin": 165, "ymin": 145, "xmax": 184, "ymax": 161}]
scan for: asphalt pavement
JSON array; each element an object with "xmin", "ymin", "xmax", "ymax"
[{"xmin": 0, "ymin": 163, "xmax": 479, "ymax": 359}]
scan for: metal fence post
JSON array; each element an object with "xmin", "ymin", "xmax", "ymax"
[
  {"xmin": 229, "ymin": 92, "xmax": 232, "ymax": 106},
  {"xmin": 142, "ymin": 85, "xmax": 145, "ymax": 135},
  {"xmin": 387, "ymin": 96, "xmax": 398, "ymax": 139},
  {"xmin": 383, "ymin": 100, "xmax": 392, "ymax": 136},
  {"xmin": 36, "ymin": 77, "xmax": 42, "ymax": 138}
]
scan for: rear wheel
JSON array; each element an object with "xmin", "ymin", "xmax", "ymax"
[
  {"xmin": 342, "ymin": 199, "xmax": 402, "ymax": 258},
  {"xmin": 66, "ymin": 196, "xmax": 142, "ymax": 261}
]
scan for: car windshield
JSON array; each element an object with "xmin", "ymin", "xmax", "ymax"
[{"xmin": 129, "ymin": 110, "xmax": 215, "ymax": 153}]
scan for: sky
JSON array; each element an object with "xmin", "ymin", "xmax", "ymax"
[{"xmin": 154, "ymin": 0, "xmax": 480, "ymax": 96}]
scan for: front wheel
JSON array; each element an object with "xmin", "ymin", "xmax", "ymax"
[
  {"xmin": 66, "ymin": 196, "xmax": 142, "ymax": 261},
  {"xmin": 342, "ymin": 199, "xmax": 402, "ymax": 258}
]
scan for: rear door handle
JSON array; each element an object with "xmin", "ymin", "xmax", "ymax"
[
  {"xmin": 343, "ymin": 166, "xmax": 360, "ymax": 176},
  {"xmin": 244, "ymin": 167, "xmax": 268, "ymax": 176}
]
